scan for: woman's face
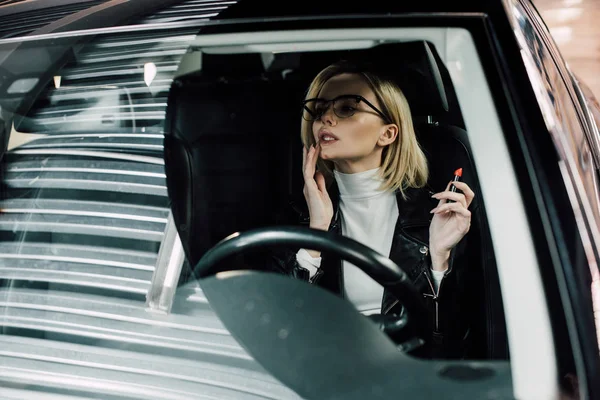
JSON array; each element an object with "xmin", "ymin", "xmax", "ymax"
[{"xmin": 312, "ymin": 73, "xmax": 397, "ymax": 173}]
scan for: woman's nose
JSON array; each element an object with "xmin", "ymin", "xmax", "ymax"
[{"xmin": 320, "ymin": 104, "xmax": 337, "ymax": 125}]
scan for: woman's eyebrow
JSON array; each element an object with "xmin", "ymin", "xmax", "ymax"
[{"xmin": 327, "ymin": 94, "xmax": 359, "ymax": 101}]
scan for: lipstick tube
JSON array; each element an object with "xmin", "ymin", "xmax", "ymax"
[{"xmin": 447, "ymin": 168, "xmax": 462, "ymax": 203}]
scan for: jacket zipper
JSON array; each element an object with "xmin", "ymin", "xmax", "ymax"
[
  {"xmin": 328, "ymin": 208, "xmax": 346, "ymax": 299},
  {"xmin": 382, "ymin": 277, "xmax": 445, "ymax": 331},
  {"xmin": 422, "ymin": 270, "xmax": 442, "ymax": 332}
]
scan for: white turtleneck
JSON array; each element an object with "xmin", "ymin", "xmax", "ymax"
[{"xmin": 296, "ymin": 167, "xmax": 445, "ymax": 315}]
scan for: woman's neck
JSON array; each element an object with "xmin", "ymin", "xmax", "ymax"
[
  {"xmin": 332, "ymin": 152, "xmax": 383, "ymax": 174},
  {"xmin": 333, "ymin": 167, "xmax": 388, "ymax": 199}
]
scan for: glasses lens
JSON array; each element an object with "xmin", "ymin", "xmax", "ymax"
[
  {"xmin": 302, "ymin": 99, "xmax": 328, "ymax": 121},
  {"xmin": 333, "ymin": 97, "xmax": 359, "ymax": 118},
  {"xmin": 302, "ymin": 97, "xmax": 360, "ymax": 120}
]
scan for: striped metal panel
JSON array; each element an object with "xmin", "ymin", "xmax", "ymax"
[
  {"xmin": 139, "ymin": 0, "xmax": 238, "ymax": 24},
  {"xmin": 0, "ymin": 0, "xmax": 29, "ymax": 5},
  {"xmin": 0, "ymin": 197, "xmax": 168, "ymax": 241},
  {"xmin": 18, "ymin": 28, "xmax": 197, "ymax": 134},
  {"xmin": 0, "ymin": 288, "xmax": 302, "ymax": 399},
  {"xmin": 1, "ymin": 27, "xmax": 199, "ymax": 298},
  {"xmin": 0, "ymin": 0, "xmax": 238, "ymax": 40},
  {"xmin": 0, "ymin": 144, "xmax": 169, "ymax": 298},
  {"xmin": 0, "ymin": 0, "xmax": 108, "ymax": 39},
  {"xmin": 0, "ymin": 3, "xmax": 296, "ymax": 398},
  {"xmin": 0, "ymin": 241, "xmax": 157, "ymax": 294},
  {"xmin": 2, "ymin": 23, "xmax": 200, "ymax": 299}
]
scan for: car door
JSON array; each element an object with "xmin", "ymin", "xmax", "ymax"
[{"xmin": 508, "ymin": 0, "xmax": 600, "ymax": 397}]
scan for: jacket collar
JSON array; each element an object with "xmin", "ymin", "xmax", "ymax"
[{"xmin": 327, "ymin": 179, "xmax": 436, "ymax": 232}]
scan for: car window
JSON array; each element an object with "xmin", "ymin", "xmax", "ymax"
[
  {"xmin": 0, "ymin": 15, "xmax": 558, "ymax": 399},
  {"xmin": 0, "ymin": 24, "xmax": 303, "ymax": 399}
]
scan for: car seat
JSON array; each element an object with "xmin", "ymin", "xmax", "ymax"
[{"xmin": 163, "ymin": 41, "xmax": 508, "ymax": 360}]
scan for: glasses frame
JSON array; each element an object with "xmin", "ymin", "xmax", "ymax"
[{"xmin": 302, "ymin": 94, "xmax": 392, "ymax": 124}]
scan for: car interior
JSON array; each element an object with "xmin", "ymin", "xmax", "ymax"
[
  {"xmin": 163, "ymin": 39, "xmax": 510, "ymax": 361},
  {"xmin": 0, "ymin": 1, "xmax": 596, "ymax": 396}
]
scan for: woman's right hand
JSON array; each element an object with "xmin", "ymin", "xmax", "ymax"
[{"xmin": 302, "ymin": 144, "xmax": 333, "ymax": 235}]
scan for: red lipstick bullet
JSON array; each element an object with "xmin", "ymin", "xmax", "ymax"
[
  {"xmin": 450, "ymin": 168, "xmax": 462, "ymax": 193},
  {"xmin": 448, "ymin": 168, "xmax": 462, "ymax": 203}
]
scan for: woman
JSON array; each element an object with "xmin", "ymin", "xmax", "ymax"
[{"xmin": 278, "ymin": 60, "xmax": 476, "ymax": 359}]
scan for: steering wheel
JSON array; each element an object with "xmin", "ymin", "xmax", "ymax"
[{"xmin": 193, "ymin": 226, "xmax": 430, "ymax": 350}]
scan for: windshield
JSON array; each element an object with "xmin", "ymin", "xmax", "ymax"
[
  {"xmin": 0, "ymin": 16, "xmax": 306, "ymax": 398},
  {"xmin": 0, "ymin": 8, "xmax": 522, "ymax": 400}
]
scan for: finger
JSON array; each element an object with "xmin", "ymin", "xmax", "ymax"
[
  {"xmin": 302, "ymin": 146, "xmax": 309, "ymax": 177},
  {"xmin": 312, "ymin": 143, "xmax": 321, "ymax": 168},
  {"xmin": 315, "ymin": 171, "xmax": 327, "ymax": 194},
  {"xmin": 304, "ymin": 145, "xmax": 316, "ymax": 179},
  {"xmin": 451, "ymin": 181, "xmax": 475, "ymax": 207},
  {"xmin": 432, "ymin": 191, "xmax": 467, "ymax": 209},
  {"xmin": 307, "ymin": 144, "xmax": 321, "ymax": 178},
  {"xmin": 436, "ymin": 181, "xmax": 453, "ymax": 207},
  {"xmin": 302, "ymin": 146, "xmax": 307, "ymax": 171},
  {"xmin": 430, "ymin": 202, "xmax": 471, "ymax": 218}
]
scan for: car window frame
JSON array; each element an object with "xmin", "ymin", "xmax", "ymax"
[
  {"xmin": 571, "ymin": 72, "xmax": 600, "ymax": 167},
  {"xmin": 0, "ymin": 10, "xmax": 584, "ymax": 398},
  {"xmin": 182, "ymin": 22, "xmax": 558, "ymax": 399},
  {"xmin": 507, "ymin": 0, "xmax": 600, "ymax": 397}
]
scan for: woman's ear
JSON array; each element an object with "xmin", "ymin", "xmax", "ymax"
[{"xmin": 378, "ymin": 124, "xmax": 399, "ymax": 147}]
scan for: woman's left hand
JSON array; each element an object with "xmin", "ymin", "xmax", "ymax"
[{"xmin": 429, "ymin": 181, "xmax": 475, "ymax": 271}]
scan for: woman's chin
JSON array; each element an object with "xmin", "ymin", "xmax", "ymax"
[
  {"xmin": 320, "ymin": 148, "xmax": 350, "ymax": 161},
  {"xmin": 319, "ymin": 151, "xmax": 339, "ymax": 161},
  {"xmin": 318, "ymin": 148, "xmax": 331, "ymax": 159}
]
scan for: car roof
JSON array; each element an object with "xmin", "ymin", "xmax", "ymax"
[
  {"xmin": 214, "ymin": 0, "xmax": 513, "ymax": 20},
  {"xmin": 0, "ymin": 0, "xmax": 523, "ymax": 40}
]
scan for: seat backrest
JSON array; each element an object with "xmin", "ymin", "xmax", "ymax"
[
  {"xmin": 164, "ymin": 53, "xmax": 307, "ymax": 268},
  {"xmin": 407, "ymin": 43, "xmax": 509, "ymax": 361}
]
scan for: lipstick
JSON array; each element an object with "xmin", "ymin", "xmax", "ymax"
[
  {"xmin": 448, "ymin": 168, "xmax": 462, "ymax": 203},
  {"xmin": 450, "ymin": 168, "xmax": 462, "ymax": 192}
]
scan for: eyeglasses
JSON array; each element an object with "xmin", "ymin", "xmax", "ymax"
[{"xmin": 302, "ymin": 94, "xmax": 392, "ymax": 124}]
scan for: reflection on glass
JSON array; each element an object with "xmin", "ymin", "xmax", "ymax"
[{"xmin": 513, "ymin": 1, "xmax": 600, "ymax": 396}]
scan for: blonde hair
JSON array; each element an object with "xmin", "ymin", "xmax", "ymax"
[{"xmin": 300, "ymin": 61, "xmax": 429, "ymax": 198}]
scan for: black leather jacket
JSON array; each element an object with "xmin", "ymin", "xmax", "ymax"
[{"xmin": 273, "ymin": 182, "xmax": 475, "ymax": 359}]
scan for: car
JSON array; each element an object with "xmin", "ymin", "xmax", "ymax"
[{"xmin": 0, "ymin": 0, "xmax": 599, "ymax": 399}]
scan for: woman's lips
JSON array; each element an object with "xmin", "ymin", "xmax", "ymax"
[
  {"xmin": 320, "ymin": 137, "xmax": 338, "ymax": 145},
  {"xmin": 318, "ymin": 131, "xmax": 339, "ymax": 145}
]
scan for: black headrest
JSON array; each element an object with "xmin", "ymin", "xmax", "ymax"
[
  {"xmin": 368, "ymin": 41, "xmax": 449, "ymax": 116},
  {"xmin": 180, "ymin": 41, "xmax": 449, "ymax": 117},
  {"xmin": 200, "ymin": 52, "xmax": 266, "ymax": 78}
]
